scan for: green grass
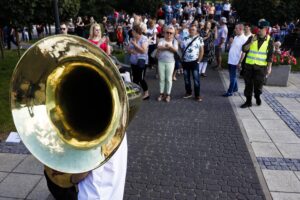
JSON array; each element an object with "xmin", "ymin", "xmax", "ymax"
[
  {"xmin": 26, "ymin": 38, "xmax": 41, "ymax": 45},
  {"xmin": 112, "ymin": 49, "xmax": 126, "ymax": 63},
  {"xmin": 293, "ymin": 57, "xmax": 300, "ymax": 71},
  {"xmin": 0, "ymin": 50, "xmax": 26, "ymax": 136}
]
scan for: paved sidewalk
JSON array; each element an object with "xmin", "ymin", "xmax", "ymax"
[
  {"xmin": 2, "ymin": 67, "xmax": 299, "ymax": 199},
  {"xmin": 220, "ymin": 70, "xmax": 300, "ymax": 200},
  {"xmin": 124, "ymin": 68, "xmax": 266, "ymax": 199}
]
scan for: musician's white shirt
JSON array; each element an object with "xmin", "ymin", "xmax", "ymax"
[{"xmin": 78, "ymin": 134, "xmax": 128, "ymax": 200}]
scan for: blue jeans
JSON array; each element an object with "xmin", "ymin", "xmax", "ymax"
[
  {"xmin": 227, "ymin": 64, "xmax": 238, "ymax": 94},
  {"xmin": 182, "ymin": 61, "xmax": 200, "ymax": 97},
  {"xmin": 173, "ymin": 12, "xmax": 180, "ymax": 21},
  {"xmin": 165, "ymin": 13, "xmax": 173, "ymax": 25}
]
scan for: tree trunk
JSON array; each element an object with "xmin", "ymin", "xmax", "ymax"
[
  {"xmin": 28, "ymin": 24, "xmax": 33, "ymax": 40},
  {"xmin": 53, "ymin": 0, "xmax": 60, "ymax": 34}
]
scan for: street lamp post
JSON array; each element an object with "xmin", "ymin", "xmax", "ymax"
[{"xmin": 53, "ymin": 0, "xmax": 60, "ymax": 34}]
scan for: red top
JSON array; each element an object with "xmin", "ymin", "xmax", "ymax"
[
  {"xmin": 88, "ymin": 39, "xmax": 108, "ymax": 53},
  {"xmin": 157, "ymin": 25, "xmax": 162, "ymax": 34},
  {"xmin": 157, "ymin": 10, "xmax": 164, "ymax": 18},
  {"xmin": 114, "ymin": 11, "xmax": 119, "ymax": 18},
  {"xmin": 116, "ymin": 30, "xmax": 124, "ymax": 43}
]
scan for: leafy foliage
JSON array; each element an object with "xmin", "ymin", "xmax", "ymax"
[
  {"xmin": 79, "ymin": 0, "xmax": 115, "ymax": 21},
  {"xmin": 0, "ymin": 0, "xmax": 80, "ymax": 27},
  {"xmin": 78, "ymin": 0, "xmax": 163, "ymax": 21},
  {"xmin": 232, "ymin": 0, "xmax": 300, "ymax": 25},
  {"xmin": 0, "ymin": 0, "xmax": 37, "ymax": 27},
  {"xmin": 118, "ymin": 0, "xmax": 163, "ymax": 16}
]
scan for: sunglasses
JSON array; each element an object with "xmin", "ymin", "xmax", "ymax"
[
  {"xmin": 60, "ymin": 28, "xmax": 66, "ymax": 30},
  {"xmin": 166, "ymin": 32, "xmax": 174, "ymax": 35}
]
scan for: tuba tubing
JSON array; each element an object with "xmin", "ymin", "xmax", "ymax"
[{"xmin": 10, "ymin": 35, "xmax": 142, "ymax": 188}]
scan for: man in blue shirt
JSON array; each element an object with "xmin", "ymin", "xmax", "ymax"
[
  {"xmin": 181, "ymin": 24, "xmax": 204, "ymax": 102},
  {"xmin": 173, "ymin": 0, "xmax": 182, "ymax": 21}
]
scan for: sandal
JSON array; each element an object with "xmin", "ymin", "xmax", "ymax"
[
  {"xmin": 165, "ymin": 95, "xmax": 171, "ymax": 103},
  {"xmin": 196, "ymin": 96, "xmax": 203, "ymax": 102},
  {"xmin": 157, "ymin": 94, "xmax": 164, "ymax": 102}
]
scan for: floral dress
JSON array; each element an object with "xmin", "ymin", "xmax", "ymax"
[{"xmin": 200, "ymin": 29, "xmax": 215, "ymax": 63}]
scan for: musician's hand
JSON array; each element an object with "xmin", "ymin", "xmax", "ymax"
[
  {"xmin": 70, "ymin": 172, "xmax": 90, "ymax": 184},
  {"xmin": 51, "ymin": 170, "xmax": 66, "ymax": 177}
]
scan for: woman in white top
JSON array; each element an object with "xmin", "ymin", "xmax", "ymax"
[
  {"xmin": 147, "ymin": 19, "xmax": 158, "ymax": 69},
  {"xmin": 156, "ymin": 25, "xmax": 178, "ymax": 102}
]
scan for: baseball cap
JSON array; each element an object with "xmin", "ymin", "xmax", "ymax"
[
  {"xmin": 258, "ymin": 20, "xmax": 270, "ymax": 28},
  {"xmin": 220, "ymin": 17, "xmax": 227, "ymax": 23}
]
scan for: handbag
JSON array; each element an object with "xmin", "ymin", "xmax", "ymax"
[
  {"xmin": 172, "ymin": 39, "xmax": 181, "ymax": 61},
  {"xmin": 137, "ymin": 59, "xmax": 146, "ymax": 69},
  {"xmin": 130, "ymin": 54, "xmax": 138, "ymax": 65},
  {"xmin": 150, "ymin": 49, "xmax": 157, "ymax": 59}
]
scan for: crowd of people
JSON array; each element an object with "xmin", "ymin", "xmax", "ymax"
[
  {"xmin": 1, "ymin": 1, "xmax": 299, "ymax": 104},
  {"xmin": 2, "ymin": 1, "xmax": 300, "ymax": 199},
  {"xmin": 48, "ymin": 9, "xmax": 298, "ymax": 197}
]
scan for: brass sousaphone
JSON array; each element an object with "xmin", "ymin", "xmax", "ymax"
[{"xmin": 10, "ymin": 35, "xmax": 142, "ymax": 188}]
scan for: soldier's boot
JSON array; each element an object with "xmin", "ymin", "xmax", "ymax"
[
  {"xmin": 255, "ymin": 95, "xmax": 262, "ymax": 106},
  {"xmin": 241, "ymin": 96, "xmax": 252, "ymax": 108}
]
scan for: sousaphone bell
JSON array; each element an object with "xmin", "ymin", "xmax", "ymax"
[{"xmin": 10, "ymin": 35, "xmax": 142, "ymax": 187}]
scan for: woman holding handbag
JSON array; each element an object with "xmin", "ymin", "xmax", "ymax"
[
  {"xmin": 127, "ymin": 24, "xmax": 150, "ymax": 100},
  {"xmin": 156, "ymin": 25, "xmax": 178, "ymax": 102}
]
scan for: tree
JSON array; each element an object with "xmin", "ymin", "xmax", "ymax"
[
  {"xmin": 118, "ymin": 0, "xmax": 163, "ymax": 17},
  {"xmin": 78, "ymin": 0, "xmax": 163, "ymax": 22},
  {"xmin": 0, "ymin": 0, "xmax": 37, "ymax": 27},
  {"xmin": 232, "ymin": 0, "xmax": 300, "ymax": 25},
  {"xmin": 0, "ymin": 0, "xmax": 80, "ymax": 27},
  {"xmin": 79, "ymin": 0, "xmax": 115, "ymax": 21},
  {"xmin": 59, "ymin": 0, "xmax": 81, "ymax": 21},
  {"xmin": 33, "ymin": 0, "xmax": 80, "ymax": 24}
]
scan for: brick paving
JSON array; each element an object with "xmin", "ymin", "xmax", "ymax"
[
  {"xmin": 0, "ymin": 67, "xmax": 268, "ymax": 199},
  {"xmin": 0, "ymin": 142, "xmax": 29, "ymax": 154},
  {"xmin": 263, "ymin": 91, "xmax": 300, "ymax": 138},
  {"xmin": 257, "ymin": 157, "xmax": 300, "ymax": 171},
  {"xmin": 124, "ymin": 68, "xmax": 266, "ymax": 200}
]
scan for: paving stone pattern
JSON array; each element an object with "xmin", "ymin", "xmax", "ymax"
[
  {"xmin": 257, "ymin": 157, "xmax": 300, "ymax": 171},
  {"xmin": 0, "ymin": 142, "xmax": 29, "ymax": 154},
  {"xmin": 271, "ymin": 93, "xmax": 300, "ymax": 98},
  {"xmin": 125, "ymin": 68, "xmax": 265, "ymax": 200},
  {"xmin": 263, "ymin": 91, "xmax": 300, "ymax": 138}
]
